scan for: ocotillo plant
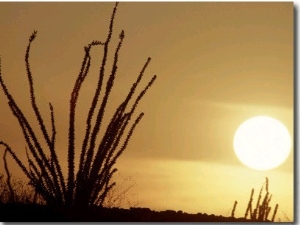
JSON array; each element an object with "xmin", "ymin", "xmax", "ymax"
[
  {"xmin": 231, "ymin": 200, "xmax": 237, "ymax": 218},
  {"xmin": 244, "ymin": 177, "xmax": 278, "ymax": 222},
  {"xmin": 0, "ymin": 2, "xmax": 156, "ymax": 208}
]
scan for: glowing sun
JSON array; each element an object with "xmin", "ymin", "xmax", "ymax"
[{"xmin": 233, "ymin": 116, "xmax": 291, "ymax": 170}]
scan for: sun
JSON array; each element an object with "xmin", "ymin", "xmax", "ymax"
[{"xmin": 233, "ymin": 116, "xmax": 291, "ymax": 170}]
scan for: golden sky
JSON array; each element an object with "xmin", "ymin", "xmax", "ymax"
[{"xmin": 0, "ymin": 2, "xmax": 293, "ymax": 221}]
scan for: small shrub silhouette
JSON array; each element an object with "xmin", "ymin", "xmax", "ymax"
[
  {"xmin": 0, "ymin": 173, "xmax": 44, "ymax": 205},
  {"xmin": 0, "ymin": 2, "xmax": 156, "ymax": 209}
]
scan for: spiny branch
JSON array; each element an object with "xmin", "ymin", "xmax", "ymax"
[{"xmin": 1, "ymin": 2, "xmax": 156, "ymax": 209}]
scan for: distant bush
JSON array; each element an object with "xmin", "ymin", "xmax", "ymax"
[{"xmin": 0, "ymin": 173, "xmax": 43, "ymax": 205}]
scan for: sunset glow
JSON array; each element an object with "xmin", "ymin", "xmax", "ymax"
[{"xmin": 0, "ymin": 2, "xmax": 293, "ymax": 222}]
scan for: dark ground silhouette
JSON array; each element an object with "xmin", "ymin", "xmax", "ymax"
[{"xmin": 0, "ymin": 203, "xmax": 258, "ymax": 222}]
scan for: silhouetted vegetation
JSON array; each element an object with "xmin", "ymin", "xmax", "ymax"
[
  {"xmin": 0, "ymin": 172, "xmax": 136, "ymax": 209},
  {"xmin": 0, "ymin": 173, "xmax": 43, "ymax": 205},
  {"xmin": 231, "ymin": 177, "xmax": 278, "ymax": 222},
  {"xmin": 0, "ymin": 2, "xmax": 156, "ymax": 209},
  {"xmin": 0, "ymin": 204, "xmax": 253, "ymax": 222},
  {"xmin": 2, "ymin": 174, "xmax": 240, "ymax": 222},
  {"xmin": 0, "ymin": 2, "xmax": 289, "ymax": 222}
]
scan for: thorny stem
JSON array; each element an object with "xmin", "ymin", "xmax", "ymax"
[{"xmin": 0, "ymin": 2, "xmax": 156, "ymax": 208}]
